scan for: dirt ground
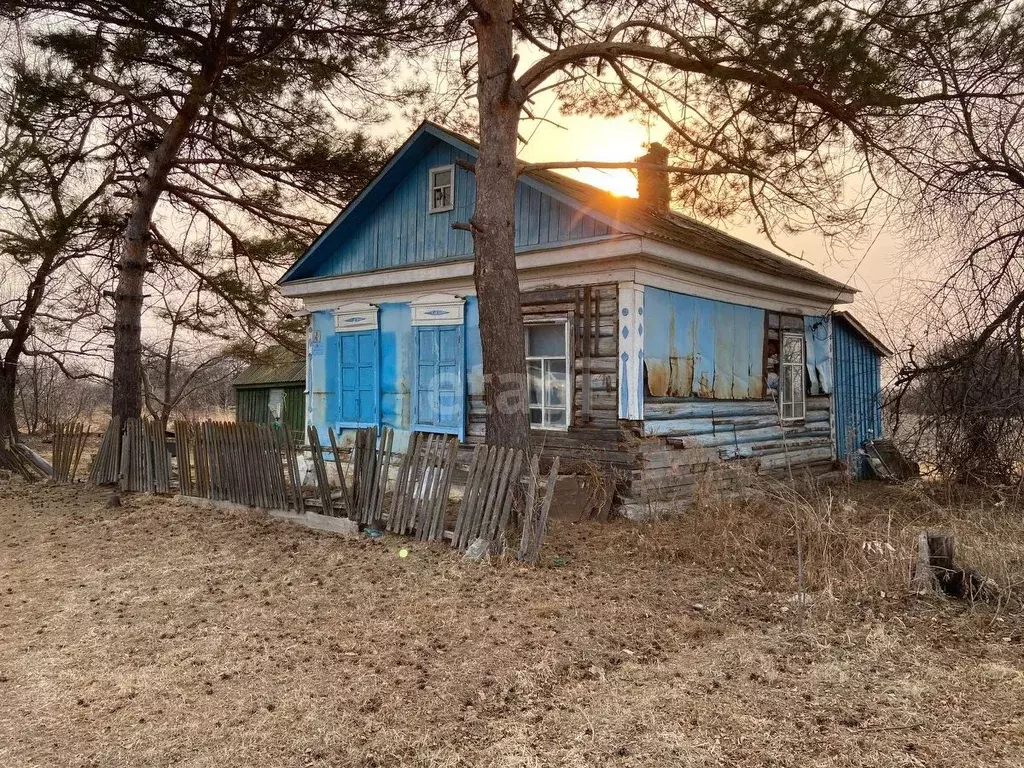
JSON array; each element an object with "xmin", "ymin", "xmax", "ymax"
[{"xmin": 1, "ymin": 478, "xmax": 1022, "ymax": 767}]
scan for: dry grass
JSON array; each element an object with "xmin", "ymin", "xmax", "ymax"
[{"xmin": 0, "ymin": 475, "xmax": 1022, "ymax": 767}]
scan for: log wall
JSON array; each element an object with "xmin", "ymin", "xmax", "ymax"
[
  {"xmin": 466, "ymin": 283, "xmax": 632, "ymax": 473},
  {"xmin": 629, "ymin": 396, "xmax": 833, "ymax": 502}
]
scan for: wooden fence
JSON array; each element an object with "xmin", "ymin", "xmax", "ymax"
[
  {"xmin": 452, "ymin": 445, "xmax": 524, "ymax": 552},
  {"xmin": 0, "ymin": 430, "xmax": 49, "ymax": 481},
  {"xmin": 518, "ymin": 456, "xmax": 561, "ymax": 563},
  {"xmin": 51, "ymin": 422, "xmax": 89, "ymax": 484},
  {"xmin": 388, "ymin": 432, "xmax": 459, "ymax": 540},
  {"xmin": 176, "ymin": 421, "xmax": 300, "ymax": 510},
  {"xmin": 85, "ymin": 416, "xmax": 563, "ymax": 563},
  {"xmin": 90, "ymin": 416, "xmax": 171, "ymax": 493}
]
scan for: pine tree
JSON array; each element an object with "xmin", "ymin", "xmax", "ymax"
[
  {"xmin": 1, "ymin": 0, "xmax": 439, "ymax": 419},
  {"xmin": 0, "ymin": 56, "xmax": 116, "ymax": 437},
  {"xmin": 455, "ymin": 0, "xmax": 1022, "ymax": 451}
]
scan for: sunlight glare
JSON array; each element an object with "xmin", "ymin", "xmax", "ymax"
[{"xmin": 522, "ymin": 114, "xmax": 647, "ymax": 198}]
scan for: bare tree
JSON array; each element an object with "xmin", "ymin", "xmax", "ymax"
[
  {"xmin": 0, "ymin": 55, "xmax": 116, "ymax": 436},
  {"xmin": 140, "ymin": 272, "xmax": 243, "ymax": 426},
  {"xmin": 15, "ymin": 354, "xmax": 105, "ymax": 433}
]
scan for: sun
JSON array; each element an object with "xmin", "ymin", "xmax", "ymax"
[
  {"xmin": 575, "ymin": 166, "xmax": 639, "ymax": 198},
  {"xmin": 520, "ymin": 112, "xmax": 649, "ymax": 198}
]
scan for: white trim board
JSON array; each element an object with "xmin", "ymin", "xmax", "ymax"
[
  {"xmin": 333, "ymin": 302, "xmax": 378, "ymax": 332},
  {"xmin": 410, "ymin": 293, "xmax": 465, "ymax": 326},
  {"xmin": 285, "ymin": 236, "xmax": 852, "ymax": 316}
]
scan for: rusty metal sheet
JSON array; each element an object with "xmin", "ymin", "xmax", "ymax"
[{"xmin": 644, "ymin": 287, "xmax": 765, "ymax": 399}]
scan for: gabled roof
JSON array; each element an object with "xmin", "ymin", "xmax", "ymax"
[
  {"xmin": 280, "ymin": 120, "xmax": 854, "ymax": 296},
  {"xmin": 833, "ymin": 311, "xmax": 893, "ymax": 356}
]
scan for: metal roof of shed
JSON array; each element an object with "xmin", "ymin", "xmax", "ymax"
[{"xmin": 233, "ymin": 359, "xmax": 305, "ymax": 388}]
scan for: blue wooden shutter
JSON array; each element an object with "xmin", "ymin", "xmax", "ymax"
[
  {"xmin": 339, "ymin": 330, "xmax": 378, "ymax": 426},
  {"xmin": 413, "ymin": 325, "xmax": 464, "ymax": 437}
]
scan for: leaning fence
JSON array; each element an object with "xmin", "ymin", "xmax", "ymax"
[
  {"xmin": 51, "ymin": 422, "xmax": 90, "ymax": 484},
  {"xmin": 176, "ymin": 420, "xmax": 301, "ymax": 510},
  {"xmin": 86, "ymin": 417, "xmax": 561, "ymax": 563},
  {"xmin": 89, "ymin": 416, "xmax": 172, "ymax": 492}
]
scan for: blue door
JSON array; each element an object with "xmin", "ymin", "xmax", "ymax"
[
  {"xmin": 413, "ymin": 325, "xmax": 464, "ymax": 439},
  {"xmin": 339, "ymin": 330, "xmax": 379, "ymax": 427}
]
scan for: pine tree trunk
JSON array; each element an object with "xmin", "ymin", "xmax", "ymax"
[
  {"xmin": 472, "ymin": 0, "xmax": 530, "ymax": 452},
  {"xmin": 109, "ymin": 3, "xmax": 236, "ymax": 420},
  {"xmin": 0, "ymin": 365, "xmax": 17, "ymax": 438},
  {"xmin": 109, "ymin": 88, "xmax": 219, "ymax": 419},
  {"xmin": 111, "ymin": 223, "xmax": 148, "ymax": 420}
]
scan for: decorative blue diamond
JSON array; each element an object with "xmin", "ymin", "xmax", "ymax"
[
  {"xmin": 425, "ymin": 309, "xmax": 449, "ymax": 316},
  {"xmin": 345, "ymin": 316, "xmax": 366, "ymax": 323}
]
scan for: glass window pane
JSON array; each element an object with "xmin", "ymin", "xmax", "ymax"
[
  {"xmin": 432, "ymin": 187, "xmax": 450, "ymax": 210},
  {"xmin": 528, "ymin": 360, "xmax": 543, "ymax": 407},
  {"xmin": 529, "ymin": 407, "xmax": 543, "ymax": 425},
  {"xmin": 544, "ymin": 408, "xmax": 566, "ymax": 428},
  {"xmin": 433, "ymin": 169, "xmax": 451, "ymax": 187},
  {"xmin": 526, "ymin": 323, "xmax": 565, "ymax": 357},
  {"xmin": 546, "ymin": 359, "xmax": 566, "ymax": 406},
  {"xmin": 782, "ymin": 334, "xmax": 803, "ymax": 364}
]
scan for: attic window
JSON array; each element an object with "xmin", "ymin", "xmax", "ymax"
[{"xmin": 429, "ymin": 165, "xmax": 454, "ymax": 213}]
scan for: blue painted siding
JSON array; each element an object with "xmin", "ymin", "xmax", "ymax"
[
  {"xmin": 465, "ymin": 296, "xmax": 484, "ymax": 398},
  {"xmin": 306, "ymin": 297, "xmax": 481, "ymax": 451},
  {"xmin": 379, "ymin": 302, "xmax": 413, "ymax": 437},
  {"xmin": 832, "ymin": 316, "xmax": 883, "ymax": 476},
  {"xmin": 306, "ymin": 137, "xmax": 614, "ymax": 279},
  {"xmin": 643, "ymin": 286, "xmax": 765, "ymax": 399}
]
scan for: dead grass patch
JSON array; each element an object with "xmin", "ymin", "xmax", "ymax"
[{"xmin": 0, "ymin": 476, "xmax": 1021, "ymax": 767}]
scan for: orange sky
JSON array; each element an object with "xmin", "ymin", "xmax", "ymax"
[{"xmin": 515, "ymin": 107, "xmax": 904, "ymax": 340}]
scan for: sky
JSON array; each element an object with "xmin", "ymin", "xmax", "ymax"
[{"xmin": 511, "ymin": 106, "xmax": 906, "ymax": 341}]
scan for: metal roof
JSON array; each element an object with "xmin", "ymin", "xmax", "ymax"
[
  {"xmin": 233, "ymin": 358, "xmax": 305, "ymax": 388},
  {"xmin": 523, "ymin": 163, "xmax": 854, "ymax": 294}
]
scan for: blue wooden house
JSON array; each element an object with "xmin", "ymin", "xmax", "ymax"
[{"xmin": 279, "ymin": 122, "xmax": 890, "ymax": 504}]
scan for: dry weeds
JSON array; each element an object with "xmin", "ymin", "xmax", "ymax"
[{"xmin": 0, "ymin": 475, "xmax": 1022, "ymax": 767}]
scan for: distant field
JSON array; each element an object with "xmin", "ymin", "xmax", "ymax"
[{"xmin": 0, "ymin": 478, "xmax": 1021, "ymax": 766}]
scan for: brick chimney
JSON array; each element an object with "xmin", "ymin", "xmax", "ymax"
[{"xmin": 636, "ymin": 142, "xmax": 671, "ymax": 211}]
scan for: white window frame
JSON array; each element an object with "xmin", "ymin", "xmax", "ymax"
[
  {"xmin": 780, "ymin": 331, "xmax": 806, "ymax": 422},
  {"xmin": 428, "ymin": 164, "xmax": 454, "ymax": 214},
  {"xmin": 524, "ymin": 317, "xmax": 572, "ymax": 431}
]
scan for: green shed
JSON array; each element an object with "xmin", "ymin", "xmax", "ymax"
[{"xmin": 233, "ymin": 355, "xmax": 306, "ymax": 440}]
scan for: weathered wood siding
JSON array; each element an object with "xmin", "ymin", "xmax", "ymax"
[
  {"xmin": 833, "ymin": 316, "xmax": 883, "ymax": 476},
  {"xmin": 307, "ymin": 138, "xmax": 617, "ymax": 279},
  {"xmin": 632, "ymin": 396, "xmax": 833, "ymax": 500},
  {"xmin": 466, "ymin": 284, "xmax": 630, "ymax": 470}
]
